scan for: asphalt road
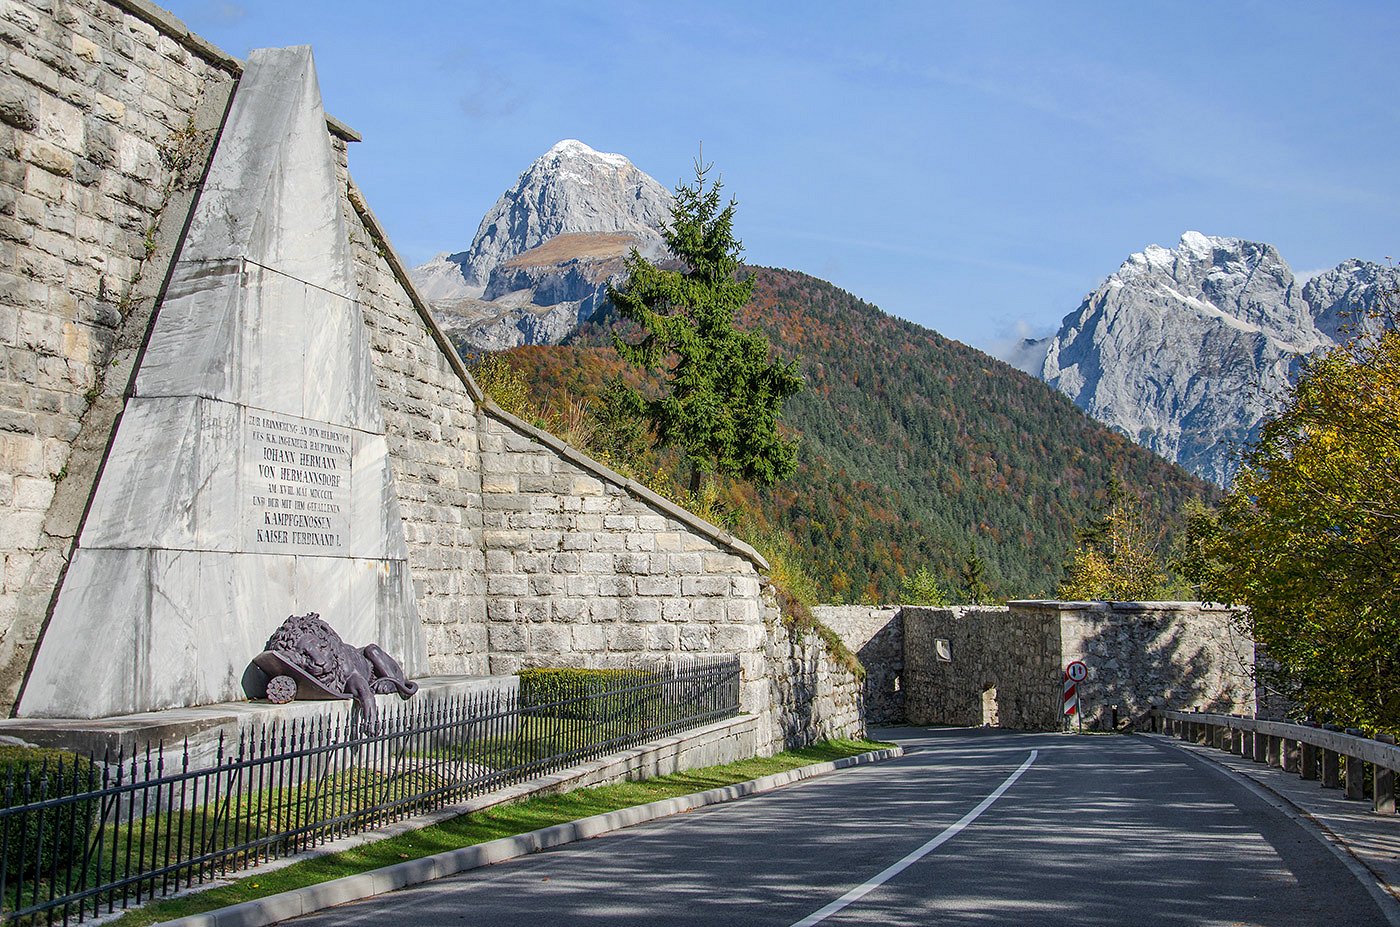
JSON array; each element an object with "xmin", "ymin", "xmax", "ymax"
[{"xmin": 287, "ymin": 727, "xmax": 1390, "ymax": 926}]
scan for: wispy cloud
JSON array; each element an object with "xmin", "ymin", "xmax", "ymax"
[
  {"xmin": 984, "ymin": 318, "xmax": 1056, "ymax": 372},
  {"xmin": 200, "ymin": 1, "xmax": 246, "ymax": 24},
  {"xmin": 457, "ymin": 70, "xmax": 526, "ymax": 122}
]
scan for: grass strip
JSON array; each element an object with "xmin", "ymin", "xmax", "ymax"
[{"xmin": 110, "ymin": 738, "xmax": 893, "ymax": 927}]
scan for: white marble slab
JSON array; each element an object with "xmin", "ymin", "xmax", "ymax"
[
  {"xmin": 82, "ymin": 397, "xmax": 241, "ymax": 552},
  {"xmin": 18, "ymin": 549, "xmax": 153, "ymax": 719},
  {"xmin": 21, "ymin": 47, "xmax": 426, "ymax": 720},
  {"xmin": 134, "ymin": 260, "xmax": 245, "ymax": 403},
  {"xmin": 179, "ymin": 48, "xmax": 353, "ymax": 298}
]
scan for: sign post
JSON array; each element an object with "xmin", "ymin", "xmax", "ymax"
[{"xmin": 1064, "ymin": 660, "xmax": 1087, "ymax": 732}]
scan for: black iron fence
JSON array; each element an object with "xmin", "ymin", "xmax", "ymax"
[{"xmin": 0, "ymin": 657, "xmax": 740, "ymax": 925}]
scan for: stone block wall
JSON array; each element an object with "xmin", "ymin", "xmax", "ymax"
[
  {"xmin": 475, "ymin": 410, "xmax": 772, "ymax": 716},
  {"xmin": 820, "ymin": 601, "xmax": 1256, "ymax": 732},
  {"xmin": 0, "ymin": 0, "xmax": 242, "ymax": 707},
  {"xmin": 764, "ymin": 595, "xmax": 864, "ymax": 753},
  {"xmin": 338, "ymin": 172, "xmax": 489, "ymax": 676},
  {"xmin": 811, "ymin": 605, "xmax": 902, "ymax": 723},
  {"xmin": 1017, "ymin": 600, "xmax": 1254, "ymax": 728},
  {"xmin": 0, "ymin": 0, "xmax": 869, "ymax": 759},
  {"xmin": 901, "ymin": 606, "xmax": 1061, "ymax": 730}
]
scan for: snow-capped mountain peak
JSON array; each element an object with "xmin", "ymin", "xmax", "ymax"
[{"xmin": 1037, "ymin": 232, "xmax": 1398, "ymax": 484}]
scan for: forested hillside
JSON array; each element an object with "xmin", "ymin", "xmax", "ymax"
[{"xmin": 495, "ymin": 267, "xmax": 1214, "ymax": 602}]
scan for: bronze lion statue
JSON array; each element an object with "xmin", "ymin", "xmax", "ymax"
[{"xmin": 254, "ymin": 613, "xmax": 418, "ymax": 724}]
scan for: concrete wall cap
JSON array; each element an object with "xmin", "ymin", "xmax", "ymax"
[{"xmin": 1008, "ymin": 599, "xmax": 1237, "ymax": 613}]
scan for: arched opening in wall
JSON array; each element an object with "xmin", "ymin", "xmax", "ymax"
[{"xmin": 981, "ymin": 684, "xmax": 999, "ymax": 727}]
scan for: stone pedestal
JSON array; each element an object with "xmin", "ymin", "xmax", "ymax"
[{"xmin": 0, "ymin": 676, "xmax": 513, "ymax": 768}]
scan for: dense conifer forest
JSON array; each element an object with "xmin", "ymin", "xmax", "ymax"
[{"xmin": 488, "ymin": 267, "xmax": 1214, "ymax": 603}]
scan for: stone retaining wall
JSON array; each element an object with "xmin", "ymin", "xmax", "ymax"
[
  {"xmin": 764, "ymin": 595, "xmax": 865, "ymax": 753},
  {"xmin": 821, "ymin": 601, "xmax": 1255, "ymax": 732},
  {"xmin": 1018, "ymin": 600, "xmax": 1254, "ymax": 727},
  {"xmin": 811, "ymin": 605, "xmax": 902, "ymax": 724},
  {"xmin": 0, "ymin": 0, "xmax": 864, "ymax": 757},
  {"xmin": 901, "ymin": 605, "xmax": 1060, "ymax": 730}
]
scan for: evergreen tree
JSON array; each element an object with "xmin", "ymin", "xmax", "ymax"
[
  {"xmin": 608, "ymin": 160, "xmax": 802, "ymax": 494},
  {"xmin": 959, "ymin": 546, "xmax": 994, "ymax": 604},
  {"xmin": 902, "ymin": 567, "xmax": 950, "ymax": 606}
]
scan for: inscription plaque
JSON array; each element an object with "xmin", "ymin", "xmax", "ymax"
[{"xmin": 244, "ymin": 410, "xmax": 352, "ymax": 554}]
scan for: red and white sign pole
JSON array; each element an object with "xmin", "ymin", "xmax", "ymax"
[{"xmin": 1064, "ymin": 661, "xmax": 1087, "ymax": 731}]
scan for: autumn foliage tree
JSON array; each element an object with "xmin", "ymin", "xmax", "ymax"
[
  {"xmin": 1184, "ymin": 321, "xmax": 1400, "ymax": 732},
  {"xmin": 1057, "ymin": 482, "xmax": 1168, "ymax": 601},
  {"xmin": 608, "ymin": 160, "xmax": 802, "ymax": 495}
]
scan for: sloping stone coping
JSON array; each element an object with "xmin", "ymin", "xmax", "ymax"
[
  {"xmin": 155, "ymin": 723, "xmax": 902, "ymax": 927},
  {"xmin": 345, "ymin": 185, "xmax": 769, "ymax": 572}
]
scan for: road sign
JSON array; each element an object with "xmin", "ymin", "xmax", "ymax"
[{"xmin": 1066, "ymin": 660, "xmax": 1088, "ymax": 682}]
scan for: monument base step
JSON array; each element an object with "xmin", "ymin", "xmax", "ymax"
[{"xmin": 0, "ymin": 675, "xmax": 515, "ymax": 763}]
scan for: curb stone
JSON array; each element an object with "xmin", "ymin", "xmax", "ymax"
[{"xmin": 156, "ymin": 746, "xmax": 905, "ymax": 927}]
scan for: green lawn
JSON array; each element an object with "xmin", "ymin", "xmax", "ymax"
[{"xmin": 103, "ymin": 738, "xmax": 890, "ymax": 927}]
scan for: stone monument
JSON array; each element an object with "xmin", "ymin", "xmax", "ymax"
[{"xmin": 16, "ymin": 47, "xmax": 425, "ymax": 719}]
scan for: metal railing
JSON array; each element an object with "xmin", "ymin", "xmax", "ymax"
[
  {"xmin": 1154, "ymin": 709, "xmax": 1399, "ymax": 815},
  {"xmin": 0, "ymin": 657, "xmax": 741, "ymax": 925}
]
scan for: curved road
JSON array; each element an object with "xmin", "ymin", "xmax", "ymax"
[{"xmin": 287, "ymin": 728, "xmax": 1390, "ymax": 926}]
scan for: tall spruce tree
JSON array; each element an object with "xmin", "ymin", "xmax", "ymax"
[{"xmin": 608, "ymin": 160, "xmax": 802, "ymax": 494}]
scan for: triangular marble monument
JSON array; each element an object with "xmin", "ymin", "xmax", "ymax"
[{"xmin": 19, "ymin": 47, "xmax": 424, "ymax": 718}]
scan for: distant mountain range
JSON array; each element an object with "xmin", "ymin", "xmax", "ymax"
[
  {"xmin": 1014, "ymin": 233, "xmax": 1398, "ymax": 484},
  {"xmin": 412, "ymin": 144, "xmax": 1395, "ymax": 495},
  {"xmin": 411, "ymin": 141, "xmax": 1213, "ymax": 600}
]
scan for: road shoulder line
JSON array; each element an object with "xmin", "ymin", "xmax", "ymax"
[{"xmin": 155, "ymin": 746, "xmax": 905, "ymax": 927}]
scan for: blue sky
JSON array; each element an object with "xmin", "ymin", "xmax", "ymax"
[{"xmin": 163, "ymin": 1, "xmax": 1399, "ymax": 354}]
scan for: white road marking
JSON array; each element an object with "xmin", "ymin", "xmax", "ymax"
[{"xmin": 788, "ymin": 749, "xmax": 1039, "ymax": 927}]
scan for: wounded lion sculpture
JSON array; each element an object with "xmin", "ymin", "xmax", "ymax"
[{"xmin": 251, "ymin": 613, "xmax": 418, "ymax": 724}]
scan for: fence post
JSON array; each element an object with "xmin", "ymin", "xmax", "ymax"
[
  {"xmin": 1282, "ymin": 738, "xmax": 1300, "ymax": 773},
  {"xmin": 1301, "ymin": 741, "xmax": 1318, "ymax": 780},
  {"xmin": 1266, "ymin": 734, "xmax": 1282, "ymax": 767},
  {"xmin": 1322, "ymin": 751, "xmax": 1341, "ymax": 788},
  {"xmin": 1252, "ymin": 730, "xmax": 1267, "ymax": 763},
  {"xmin": 1375, "ymin": 734, "xmax": 1396, "ymax": 815},
  {"xmin": 1343, "ymin": 730, "xmax": 1366, "ymax": 800}
]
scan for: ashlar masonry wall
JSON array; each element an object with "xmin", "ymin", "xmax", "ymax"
[
  {"xmin": 0, "ymin": 0, "xmax": 244, "ymax": 707},
  {"xmin": 0, "ymin": 0, "xmax": 866, "ymax": 756},
  {"xmin": 473, "ymin": 409, "xmax": 776, "ymax": 731}
]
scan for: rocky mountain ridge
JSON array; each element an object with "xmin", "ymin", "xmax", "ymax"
[
  {"xmin": 1022, "ymin": 232, "xmax": 1397, "ymax": 485},
  {"xmin": 410, "ymin": 140, "xmax": 671, "ymax": 351}
]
